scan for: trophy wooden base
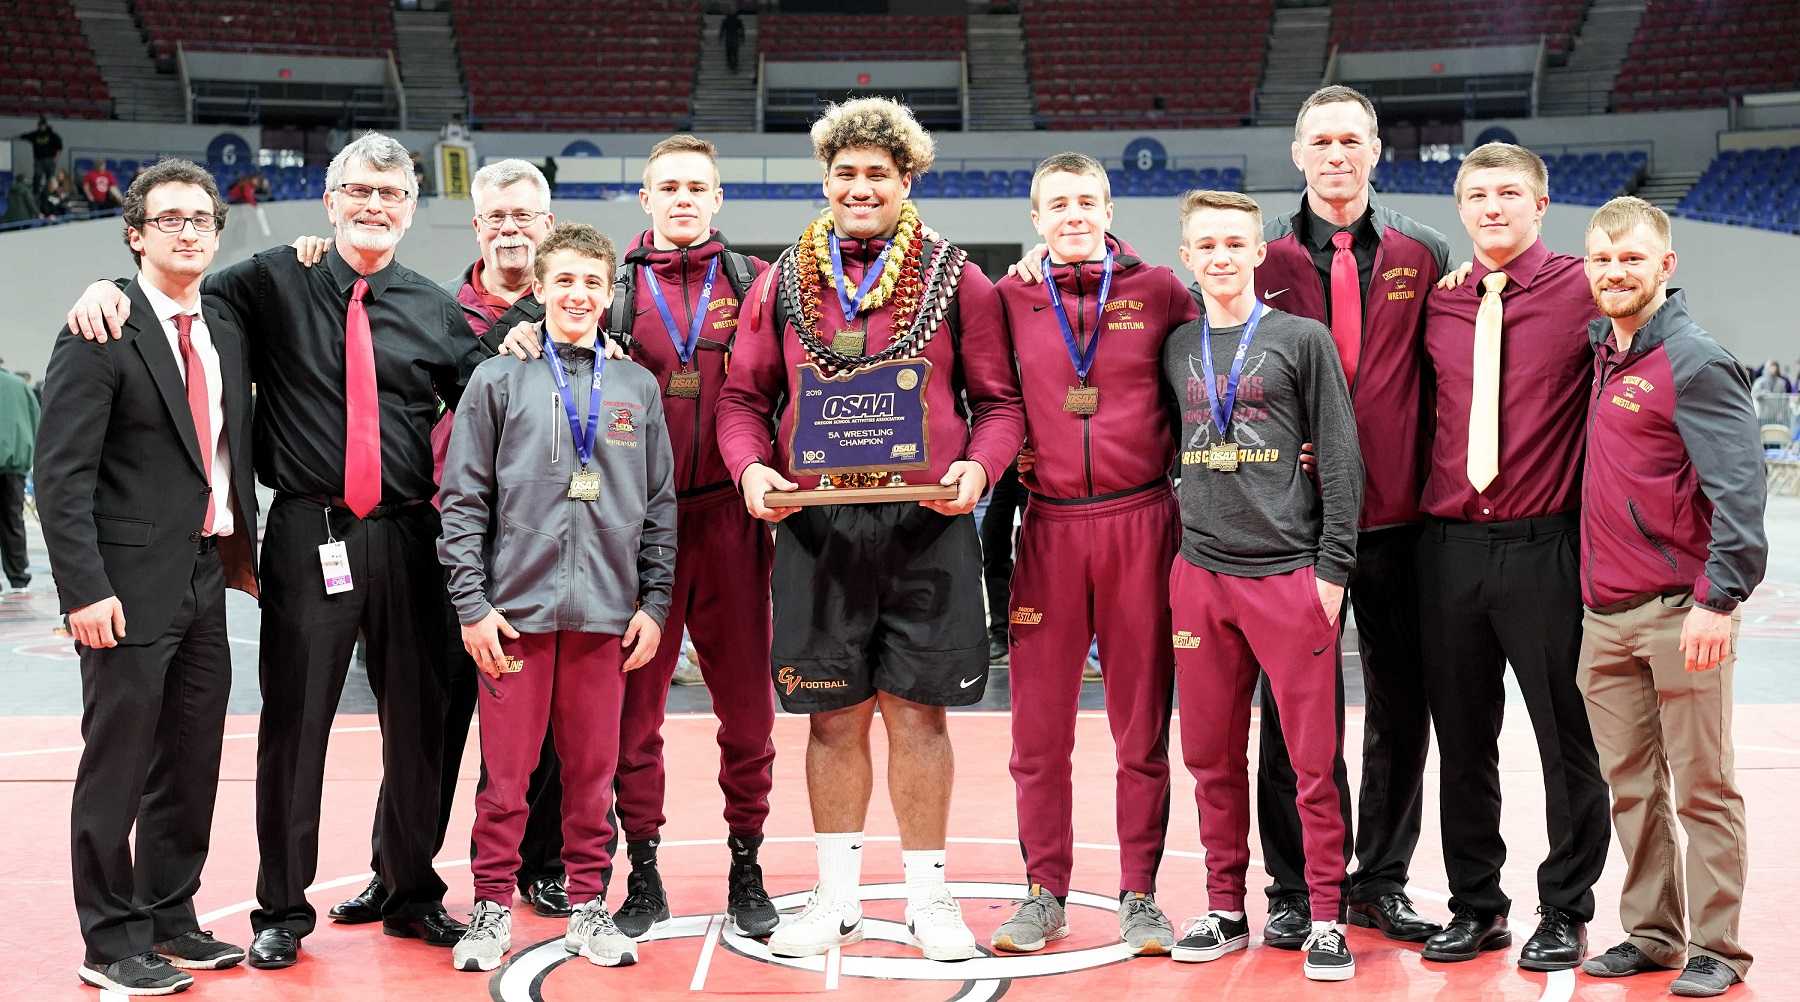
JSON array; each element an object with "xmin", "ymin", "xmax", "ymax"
[{"xmin": 766, "ymin": 483, "xmax": 961, "ymax": 507}]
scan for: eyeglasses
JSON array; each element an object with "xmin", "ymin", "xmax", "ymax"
[
  {"xmin": 143, "ymin": 213, "xmax": 221, "ymax": 234},
  {"xmin": 335, "ymin": 183, "xmax": 414, "ymax": 205},
  {"xmin": 478, "ymin": 209, "xmax": 548, "ymax": 229}
]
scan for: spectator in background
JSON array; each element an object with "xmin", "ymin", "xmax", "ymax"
[
  {"xmin": 412, "ymin": 151, "xmax": 429, "ymax": 201},
  {"xmin": 43, "ymin": 170, "xmax": 73, "ymax": 218},
  {"xmin": 81, "ymin": 163, "xmax": 123, "ymax": 209},
  {"xmin": 20, "ymin": 115, "xmax": 63, "ymax": 197},
  {"xmin": 542, "ymin": 157, "xmax": 558, "ymax": 197},
  {"xmin": 1752, "ymin": 360, "xmax": 1794, "ymax": 426},
  {"xmin": 1752, "ymin": 360, "xmax": 1792, "ymax": 396},
  {"xmin": 0, "ymin": 362, "xmax": 40, "ymax": 591},
  {"xmin": 721, "ymin": 11, "xmax": 746, "ymax": 73}
]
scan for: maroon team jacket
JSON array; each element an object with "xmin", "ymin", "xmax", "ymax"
[
  {"xmin": 716, "ymin": 235, "xmax": 1025, "ymax": 493},
  {"xmin": 1251, "ymin": 197, "xmax": 1450, "ymax": 529},
  {"xmin": 1581, "ymin": 290, "xmax": 1767, "ymax": 613},
  {"xmin": 619, "ymin": 230, "xmax": 768, "ymax": 496},
  {"xmin": 995, "ymin": 234, "xmax": 1198, "ymax": 499}
]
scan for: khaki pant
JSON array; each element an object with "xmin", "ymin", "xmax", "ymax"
[{"xmin": 1578, "ymin": 592, "xmax": 1751, "ymax": 978}]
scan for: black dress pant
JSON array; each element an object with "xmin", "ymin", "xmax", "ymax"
[
  {"xmin": 252, "ymin": 496, "xmax": 450, "ymax": 936},
  {"xmin": 1, "ymin": 472, "xmax": 29, "ymax": 585},
  {"xmin": 70, "ymin": 546, "xmax": 229, "ymax": 965},
  {"xmin": 1259, "ymin": 524, "xmax": 1434, "ymax": 906},
  {"xmin": 979, "ymin": 464, "xmax": 1024, "ymax": 637},
  {"xmin": 1417, "ymin": 513, "xmax": 1609, "ymax": 922},
  {"xmin": 370, "ymin": 608, "xmax": 480, "ymax": 875}
]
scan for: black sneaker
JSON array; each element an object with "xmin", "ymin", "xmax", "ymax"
[
  {"xmin": 726, "ymin": 835, "xmax": 779, "ymax": 937},
  {"xmin": 1173, "ymin": 912, "xmax": 1250, "ymax": 964},
  {"xmin": 78, "ymin": 953, "xmax": 194, "ymax": 995},
  {"xmin": 1671, "ymin": 956, "xmax": 1742, "ymax": 997},
  {"xmin": 1302, "ymin": 925, "xmax": 1356, "ymax": 982},
  {"xmin": 153, "ymin": 929, "xmax": 246, "ymax": 970},
  {"xmin": 1263, "ymin": 893, "xmax": 1310, "ymax": 950},
  {"xmin": 614, "ymin": 842, "xmax": 670, "ymax": 940}
]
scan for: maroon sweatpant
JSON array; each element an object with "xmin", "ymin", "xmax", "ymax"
[
  {"xmin": 616, "ymin": 487, "xmax": 776, "ymax": 842},
  {"xmin": 1007, "ymin": 484, "xmax": 1178, "ymax": 896},
  {"xmin": 472, "ymin": 631, "xmax": 625, "ymax": 906},
  {"xmin": 1169, "ymin": 559, "xmax": 1347, "ymax": 920}
]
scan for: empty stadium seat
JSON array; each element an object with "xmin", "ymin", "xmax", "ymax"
[
  {"xmin": 136, "ymin": 0, "xmax": 396, "ymax": 59},
  {"xmin": 1332, "ymin": 0, "xmax": 1581, "ymax": 58},
  {"xmin": 0, "ymin": 0, "xmax": 111, "ymax": 119},
  {"xmin": 1613, "ymin": 0, "xmax": 1800, "ymax": 112},
  {"xmin": 1675, "ymin": 146, "xmax": 1800, "ymax": 235},
  {"xmin": 759, "ymin": 15, "xmax": 964, "ymax": 60}
]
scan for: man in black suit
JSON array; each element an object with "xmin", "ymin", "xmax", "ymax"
[{"xmin": 39, "ymin": 159, "xmax": 259, "ymax": 997}]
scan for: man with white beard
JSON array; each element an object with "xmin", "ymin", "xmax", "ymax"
[{"xmin": 63, "ymin": 131, "xmax": 489, "ymax": 970}]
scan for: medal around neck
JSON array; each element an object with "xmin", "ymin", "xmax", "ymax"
[
  {"xmin": 1196, "ymin": 301, "xmax": 1266, "ymax": 475},
  {"xmin": 541, "ymin": 325, "xmax": 607, "ymax": 502}
]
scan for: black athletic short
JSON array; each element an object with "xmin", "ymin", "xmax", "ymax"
[{"xmin": 770, "ymin": 502, "xmax": 988, "ymax": 713}]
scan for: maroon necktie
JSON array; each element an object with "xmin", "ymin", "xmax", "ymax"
[
  {"xmin": 343, "ymin": 278, "xmax": 382, "ymax": 517},
  {"xmin": 1329, "ymin": 230, "xmax": 1362, "ymax": 389},
  {"xmin": 174, "ymin": 313, "xmax": 215, "ymax": 532}
]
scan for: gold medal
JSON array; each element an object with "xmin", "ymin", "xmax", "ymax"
[
  {"xmin": 1206, "ymin": 441, "xmax": 1239, "ymax": 473},
  {"xmin": 568, "ymin": 467, "xmax": 601, "ymax": 501},
  {"xmin": 831, "ymin": 328, "xmax": 867, "ymax": 357},
  {"xmin": 666, "ymin": 369, "xmax": 701, "ymax": 398},
  {"xmin": 1062, "ymin": 385, "xmax": 1100, "ymax": 416}
]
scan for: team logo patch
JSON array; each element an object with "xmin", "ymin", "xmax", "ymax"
[
  {"xmin": 1009, "ymin": 606, "xmax": 1044, "ymax": 626},
  {"xmin": 604, "ymin": 401, "xmax": 641, "ymax": 446},
  {"xmin": 776, "ymin": 665, "xmax": 849, "ymax": 696},
  {"xmin": 1172, "ymin": 630, "xmax": 1202, "ymax": 649},
  {"xmin": 1103, "ymin": 298, "xmax": 1146, "ymax": 332}
]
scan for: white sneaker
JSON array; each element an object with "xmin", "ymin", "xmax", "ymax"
[
  {"xmin": 767, "ymin": 890, "xmax": 863, "ymax": 957},
  {"xmin": 906, "ymin": 886, "xmax": 980, "ymax": 961},
  {"xmin": 452, "ymin": 901, "xmax": 511, "ymax": 972},
  {"xmin": 566, "ymin": 900, "xmax": 637, "ymax": 967}
]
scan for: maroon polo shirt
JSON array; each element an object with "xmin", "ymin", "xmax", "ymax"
[{"xmin": 1420, "ymin": 237, "xmax": 1600, "ymax": 522}]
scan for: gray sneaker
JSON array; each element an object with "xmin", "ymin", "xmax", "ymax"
[
  {"xmin": 572, "ymin": 900, "xmax": 637, "ymax": 968},
  {"xmin": 671, "ymin": 656, "xmax": 704, "ymax": 686},
  {"xmin": 991, "ymin": 884, "xmax": 1069, "ymax": 953},
  {"xmin": 1119, "ymin": 891, "xmax": 1175, "ymax": 955},
  {"xmin": 452, "ymin": 901, "xmax": 512, "ymax": 972}
]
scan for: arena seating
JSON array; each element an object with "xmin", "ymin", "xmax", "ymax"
[
  {"xmin": 456, "ymin": 0, "xmax": 699, "ymax": 131},
  {"xmin": 758, "ymin": 15, "xmax": 964, "ymax": 60},
  {"xmin": 1023, "ymin": 0, "xmax": 1271, "ymax": 130},
  {"xmin": 1375, "ymin": 150, "xmax": 1646, "ymax": 206},
  {"xmin": 1331, "ymin": 0, "xmax": 1582, "ymax": 58},
  {"xmin": 550, "ymin": 165, "xmax": 1243, "ymax": 201},
  {"xmin": 136, "ymin": 0, "xmax": 396, "ymax": 59},
  {"xmin": 1676, "ymin": 147, "xmax": 1800, "ymax": 234},
  {"xmin": 0, "ymin": 1, "xmax": 111, "ymax": 119},
  {"xmin": 1613, "ymin": 0, "xmax": 1800, "ymax": 112}
]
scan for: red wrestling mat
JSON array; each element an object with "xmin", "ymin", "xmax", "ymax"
[{"xmin": 4, "ymin": 708, "xmax": 1796, "ymax": 1001}]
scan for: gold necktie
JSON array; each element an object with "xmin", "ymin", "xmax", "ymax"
[{"xmin": 1467, "ymin": 271, "xmax": 1508, "ymax": 493}]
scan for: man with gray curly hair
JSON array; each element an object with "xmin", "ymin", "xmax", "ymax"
[
  {"xmin": 62, "ymin": 131, "xmax": 489, "ymax": 970},
  {"xmin": 718, "ymin": 97, "xmax": 1024, "ymax": 962}
]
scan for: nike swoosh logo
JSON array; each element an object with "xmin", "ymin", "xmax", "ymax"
[
  {"xmin": 1032, "ymin": 303, "xmax": 1052, "ymax": 312},
  {"xmin": 839, "ymin": 920, "xmax": 858, "ymax": 936},
  {"xmin": 934, "ymin": 862, "xmax": 945, "ymax": 869},
  {"xmin": 1265, "ymin": 288, "xmax": 1289, "ymax": 300},
  {"xmin": 959, "ymin": 675, "xmax": 983, "ymax": 688}
]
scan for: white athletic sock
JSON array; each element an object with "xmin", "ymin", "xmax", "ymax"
[
  {"xmin": 815, "ymin": 832, "xmax": 864, "ymax": 909},
  {"xmin": 902, "ymin": 849, "xmax": 947, "ymax": 907},
  {"xmin": 1215, "ymin": 910, "xmax": 1246, "ymax": 922}
]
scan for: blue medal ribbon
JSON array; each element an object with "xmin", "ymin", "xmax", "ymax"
[
  {"xmin": 1198, "ymin": 300, "xmax": 1266, "ymax": 439},
  {"xmin": 828, "ymin": 232, "xmax": 894, "ymax": 326},
  {"xmin": 641, "ymin": 256, "xmax": 719, "ymax": 367},
  {"xmin": 541, "ymin": 326, "xmax": 606, "ymax": 466},
  {"xmin": 1042, "ymin": 250, "xmax": 1114, "ymax": 384}
]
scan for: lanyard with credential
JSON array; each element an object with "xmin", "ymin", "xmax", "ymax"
[
  {"xmin": 827, "ymin": 232, "xmax": 893, "ymax": 326},
  {"xmin": 542, "ymin": 326, "xmax": 605, "ymax": 468},
  {"xmin": 1042, "ymin": 249, "xmax": 1114, "ymax": 386},
  {"xmin": 1199, "ymin": 300, "xmax": 1266, "ymax": 440},
  {"xmin": 641, "ymin": 256, "xmax": 719, "ymax": 368}
]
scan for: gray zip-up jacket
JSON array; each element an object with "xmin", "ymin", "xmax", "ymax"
[{"xmin": 438, "ymin": 338, "xmax": 677, "ymax": 633}]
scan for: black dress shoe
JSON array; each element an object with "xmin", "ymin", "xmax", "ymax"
[
  {"xmin": 1581, "ymin": 941, "xmax": 1675, "ymax": 978},
  {"xmin": 1422, "ymin": 907, "xmax": 1511, "ymax": 963},
  {"xmin": 522, "ymin": 875, "xmax": 573, "ymax": 918},
  {"xmin": 1262, "ymin": 893, "xmax": 1311, "ymax": 950},
  {"xmin": 1348, "ymin": 893, "xmax": 1443, "ymax": 943},
  {"xmin": 1519, "ymin": 905, "xmax": 1586, "ymax": 972},
  {"xmin": 247, "ymin": 928, "xmax": 299, "ymax": 970},
  {"xmin": 328, "ymin": 876, "xmax": 387, "ymax": 925},
  {"xmin": 381, "ymin": 906, "xmax": 468, "ymax": 947}
]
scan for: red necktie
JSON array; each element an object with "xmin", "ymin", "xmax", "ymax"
[
  {"xmin": 175, "ymin": 313, "xmax": 215, "ymax": 533},
  {"xmin": 1329, "ymin": 230, "xmax": 1362, "ymax": 389},
  {"xmin": 343, "ymin": 278, "xmax": 382, "ymax": 517}
]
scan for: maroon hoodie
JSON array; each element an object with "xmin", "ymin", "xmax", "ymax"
[
  {"xmin": 717, "ymin": 234, "xmax": 1024, "ymax": 492},
  {"xmin": 620, "ymin": 229, "xmax": 768, "ymax": 496},
  {"xmin": 995, "ymin": 234, "xmax": 1197, "ymax": 499}
]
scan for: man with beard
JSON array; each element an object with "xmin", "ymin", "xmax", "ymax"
[
  {"xmin": 64, "ymin": 132, "xmax": 487, "ymax": 969},
  {"xmin": 716, "ymin": 97, "xmax": 1024, "ymax": 961}
]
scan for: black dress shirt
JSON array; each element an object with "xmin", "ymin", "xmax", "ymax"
[
  {"xmin": 202, "ymin": 245, "xmax": 482, "ymax": 504},
  {"xmin": 1299, "ymin": 197, "xmax": 1379, "ymax": 326}
]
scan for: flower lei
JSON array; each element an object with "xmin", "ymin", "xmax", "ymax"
[{"xmin": 793, "ymin": 201, "xmax": 926, "ymax": 339}]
